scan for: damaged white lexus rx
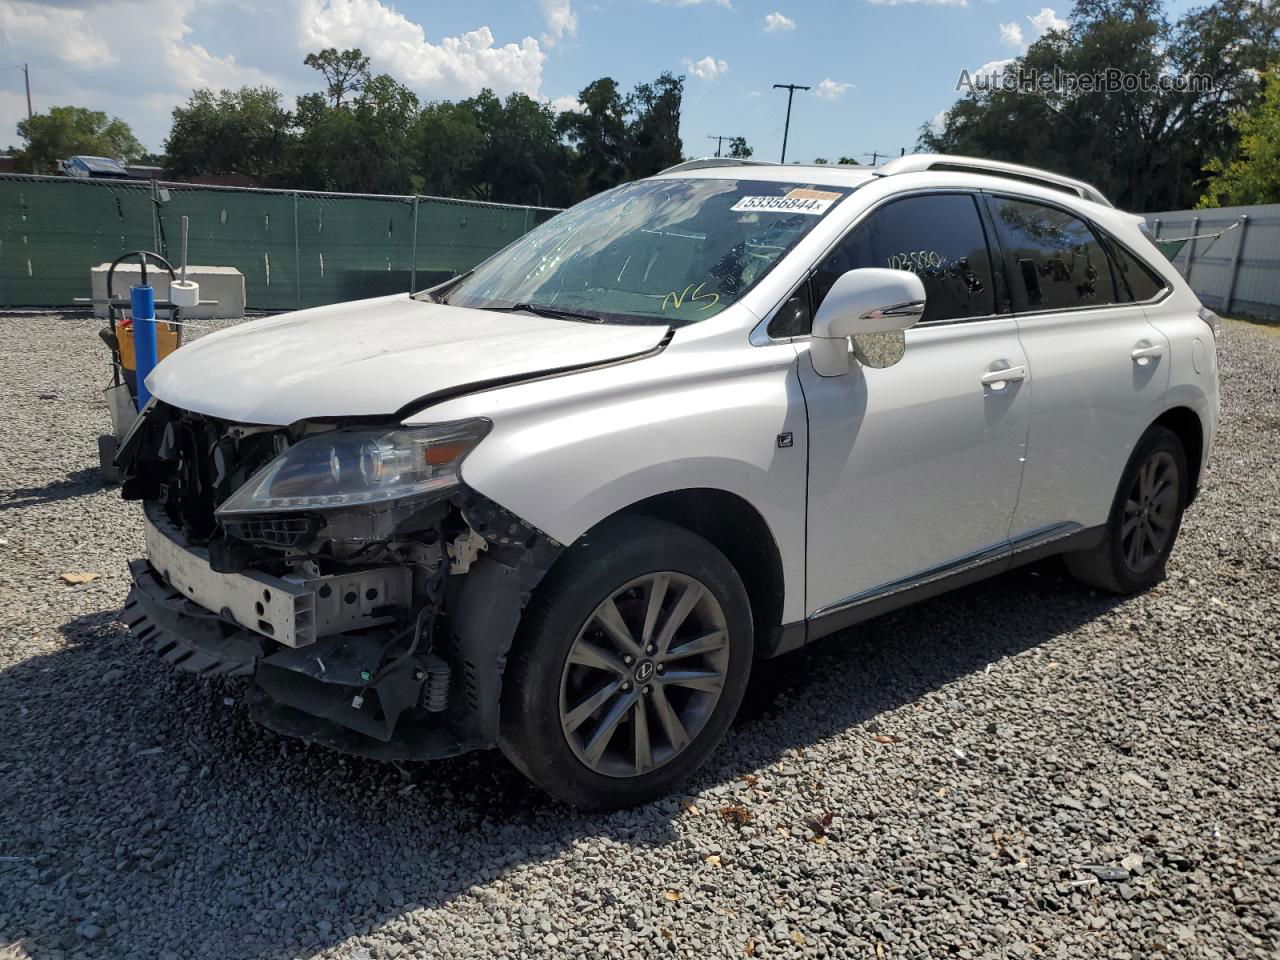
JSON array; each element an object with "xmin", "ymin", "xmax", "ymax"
[{"xmin": 118, "ymin": 155, "xmax": 1219, "ymax": 809}]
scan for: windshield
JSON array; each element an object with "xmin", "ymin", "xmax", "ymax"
[{"xmin": 435, "ymin": 178, "xmax": 851, "ymax": 326}]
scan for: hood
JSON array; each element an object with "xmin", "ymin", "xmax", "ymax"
[{"xmin": 146, "ymin": 295, "xmax": 669, "ymax": 424}]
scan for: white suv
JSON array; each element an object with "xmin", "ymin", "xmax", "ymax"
[{"xmin": 118, "ymin": 154, "xmax": 1219, "ymax": 809}]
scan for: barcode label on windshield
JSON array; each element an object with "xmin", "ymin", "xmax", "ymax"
[{"xmin": 731, "ymin": 189, "xmax": 841, "ymax": 216}]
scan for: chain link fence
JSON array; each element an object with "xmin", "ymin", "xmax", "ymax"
[{"xmin": 0, "ymin": 174, "xmax": 559, "ymax": 310}]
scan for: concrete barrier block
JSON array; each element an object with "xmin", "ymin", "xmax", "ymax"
[{"xmin": 90, "ymin": 264, "xmax": 246, "ymax": 320}]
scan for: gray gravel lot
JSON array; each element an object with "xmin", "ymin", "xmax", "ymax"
[{"xmin": 0, "ymin": 312, "xmax": 1277, "ymax": 960}]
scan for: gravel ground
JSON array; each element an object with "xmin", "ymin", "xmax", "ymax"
[{"xmin": 0, "ymin": 312, "xmax": 1277, "ymax": 960}]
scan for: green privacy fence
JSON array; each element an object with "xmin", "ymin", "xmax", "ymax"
[{"xmin": 0, "ymin": 174, "xmax": 560, "ymax": 310}]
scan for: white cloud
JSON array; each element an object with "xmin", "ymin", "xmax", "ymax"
[
  {"xmin": 867, "ymin": 0, "xmax": 969, "ymax": 7},
  {"xmin": 764, "ymin": 11, "xmax": 795, "ymax": 31},
  {"xmin": 1028, "ymin": 6, "xmax": 1068, "ymax": 33},
  {"xmin": 301, "ymin": 0, "xmax": 545, "ymax": 100},
  {"xmin": 539, "ymin": 0, "xmax": 577, "ymax": 46},
  {"xmin": 0, "ymin": 2, "xmax": 115, "ymax": 66},
  {"xmin": 0, "ymin": 0, "xmax": 554, "ymax": 151},
  {"xmin": 653, "ymin": 0, "xmax": 732, "ymax": 6},
  {"xmin": 814, "ymin": 78, "xmax": 852, "ymax": 99},
  {"xmin": 929, "ymin": 109, "xmax": 949, "ymax": 133},
  {"xmin": 549, "ymin": 94, "xmax": 584, "ymax": 113},
  {"xmin": 971, "ymin": 57, "xmax": 1015, "ymax": 77},
  {"xmin": 999, "ymin": 21, "xmax": 1024, "ymax": 46},
  {"xmin": 683, "ymin": 56, "xmax": 729, "ymax": 81}
]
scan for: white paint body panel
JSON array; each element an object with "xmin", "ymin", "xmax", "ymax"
[
  {"xmin": 1009, "ymin": 305, "xmax": 1170, "ymax": 535},
  {"xmin": 145, "ymin": 294, "xmax": 668, "ymax": 425},
  {"xmin": 411, "ymin": 315, "xmax": 813, "ymax": 623},
  {"xmin": 798, "ymin": 319, "xmax": 1031, "ymax": 613}
]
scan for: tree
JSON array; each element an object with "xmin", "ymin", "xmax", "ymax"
[
  {"xmin": 1199, "ymin": 66, "xmax": 1280, "ymax": 206},
  {"xmin": 837, "ymin": 156, "xmax": 859, "ymax": 165},
  {"xmin": 920, "ymin": 0, "xmax": 1280, "ymax": 210},
  {"xmin": 304, "ymin": 48, "xmax": 371, "ymax": 108},
  {"xmin": 624, "ymin": 72, "xmax": 684, "ymax": 178},
  {"xmin": 415, "ymin": 100, "xmax": 485, "ymax": 198},
  {"xmin": 291, "ymin": 74, "xmax": 421, "ymax": 193},
  {"xmin": 558, "ymin": 78, "xmax": 629, "ymax": 197},
  {"xmin": 727, "ymin": 136, "xmax": 753, "ymax": 159},
  {"xmin": 812, "ymin": 157, "xmax": 829, "ymax": 164},
  {"xmin": 17, "ymin": 106, "xmax": 142, "ymax": 173},
  {"xmin": 165, "ymin": 87, "xmax": 293, "ymax": 183}
]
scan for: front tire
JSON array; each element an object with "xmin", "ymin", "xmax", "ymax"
[
  {"xmin": 1064, "ymin": 425, "xmax": 1189, "ymax": 594},
  {"xmin": 499, "ymin": 516, "xmax": 753, "ymax": 810}
]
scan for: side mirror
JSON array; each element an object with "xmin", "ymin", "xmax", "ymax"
[{"xmin": 809, "ymin": 268, "xmax": 926, "ymax": 376}]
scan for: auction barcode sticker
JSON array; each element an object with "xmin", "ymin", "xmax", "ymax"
[{"xmin": 731, "ymin": 188, "xmax": 843, "ymax": 216}]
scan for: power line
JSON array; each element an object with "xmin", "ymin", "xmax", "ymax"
[{"xmin": 772, "ymin": 83, "xmax": 809, "ymax": 164}]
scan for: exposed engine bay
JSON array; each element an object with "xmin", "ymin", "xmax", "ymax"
[{"xmin": 118, "ymin": 401, "xmax": 561, "ymax": 759}]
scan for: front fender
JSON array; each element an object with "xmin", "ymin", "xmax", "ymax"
[{"xmin": 408, "ymin": 337, "xmax": 810, "ymax": 623}]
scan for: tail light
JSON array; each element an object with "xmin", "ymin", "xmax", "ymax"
[{"xmin": 1198, "ymin": 306, "xmax": 1222, "ymax": 339}]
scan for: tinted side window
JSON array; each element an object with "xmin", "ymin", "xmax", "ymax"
[
  {"xmin": 813, "ymin": 194, "xmax": 996, "ymax": 325},
  {"xmin": 988, "ymin": 196, "xmax": 1116, "ymax": 311},
  {"xmin": 1107, "ymin": 238, "xmax": 1166, "ymax": 302}
]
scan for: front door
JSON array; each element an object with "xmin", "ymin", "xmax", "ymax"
[{"xmin": 795, "ymin": 192, "xmax": 1032, "ymax": 616}]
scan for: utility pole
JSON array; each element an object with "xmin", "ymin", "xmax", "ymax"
[
  {"xmin": 22, "ymin": 63, "xmax": 32, "ymax": 120},
  {"xmin": 707, "ymin": 134, "xmax": 737, "ymax": 158},
  {"xmin": 772, "ymin": 83, "xmax": 809, "ymax": 164}
]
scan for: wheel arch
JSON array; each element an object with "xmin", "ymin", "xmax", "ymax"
[
  {"xmin": 1152, "ymin": 405, "xmax": 1205, "ymax": 503},
  {"xmin": 609, "ymin": 488, "xmax": 788, "ymax": 659}
]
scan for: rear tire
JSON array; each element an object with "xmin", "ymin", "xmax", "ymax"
[
  {"xmin": 1064, "ymin": 425, "xmax": 1188, "ymax": 594},
  {"xmin": 499, "ymin": 516, "xmax": 753, "ymax": 810}
]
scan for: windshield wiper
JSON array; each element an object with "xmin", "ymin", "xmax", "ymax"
[{"xmin": 477, "ymin": 302, "xmax": 606, "ymax": 324}]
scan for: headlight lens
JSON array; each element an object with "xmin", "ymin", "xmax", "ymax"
[{"xmin": 215, "ymin": 419, "xmax": 490, "ymax": 516}]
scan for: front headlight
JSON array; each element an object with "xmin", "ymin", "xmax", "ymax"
[{"xmin": 215, "ymin": 419, "xmax": 490, "ymax": 516}]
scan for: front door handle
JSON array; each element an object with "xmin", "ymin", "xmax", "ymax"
[
  {"xmin": 1131, "ymin": 343, "xmax": 1164, "ymax": 365},
  {"xmin": 980, "ymin": 365, "xmax": 1027, "ymax": 389}
]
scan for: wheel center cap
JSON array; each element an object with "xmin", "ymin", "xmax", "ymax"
[{"xmin": 634, "ymin": 660, "xmax": 656, "ymax": 684}]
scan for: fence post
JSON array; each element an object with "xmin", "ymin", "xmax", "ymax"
[
  {"xmin": 1182, "ymin": 216, "xmax": 1199, "ymax": 280},
  {"xmin": 410, "ymin": 196, "xmax": 420, "ymax": 294},
  {"xmin": 1224, "ymin": 214, "xmax": 1249, "ymax": 315},
  {"xmin": 150, "ymin": 179, "xmax": 161, "ymax": 255},
  {"xmin": 1152, "ymin": 218, "xmax": 1161, "ymax": 239},
  {"xmin": 293, "ymin": 191, "xmax": 302, "ymax": 309}
]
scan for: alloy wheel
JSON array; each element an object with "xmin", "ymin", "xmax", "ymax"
[
  {"xmin": 1121, "ymin": 449, "xmax": 1179, "ymax": 574},
  {"xmin": 558, "ymin": 572, "xmax": 730, "ymax": 778}
]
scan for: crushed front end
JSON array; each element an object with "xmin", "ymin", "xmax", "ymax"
[{"xmin": 117, "ymin": 401, "xmax": 559, "ymax": 760}]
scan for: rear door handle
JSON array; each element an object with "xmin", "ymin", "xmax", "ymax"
[
  {"xmin": 1131, "ymin": 344, "xmax": 1164, "ymax": 364},
  {"xmin": 980, "ymin": 365, "xmax": 1027, "ymax": 388}
]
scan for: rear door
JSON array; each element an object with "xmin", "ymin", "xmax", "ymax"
[
  {"xmin": 984, "ymin": 194, "xmax": 1171, "ymax": 537},
  {"xmin": 796, "ymin": 192, "xmax": 1032, "ymax": 616}
]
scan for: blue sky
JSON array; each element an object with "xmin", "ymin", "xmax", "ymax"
[{"xmin": 0, "ymin": 0, "xmax": 1200, "ymax": 165}]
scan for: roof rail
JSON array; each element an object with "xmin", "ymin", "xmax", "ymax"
[
  {"xmin": 876, "ymin": 154, "xmax": 1112, "ymax": 207},
  {"xmin": 657, "ymin": 157, "xmax": 779, "ymax": 175}
]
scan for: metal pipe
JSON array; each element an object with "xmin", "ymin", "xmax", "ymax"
[
  {"xmin": 131, "ymin": 283, "xmax": 158, "ymax": 410},
  {"xmin": 180, "ymin": 216, "xmax": 189, "ymax": 285},
  {"xmin": 1225, "ymin": 215, "xmax": 1249, "ymax": 314}
]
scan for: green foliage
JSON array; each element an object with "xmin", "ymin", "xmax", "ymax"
[
  {"xmin": 17, "ymin": 105, "xmax": 143, "ymax": 173},
  {"xmin": 160, "ymin": 48, "xmax": 686, "ymax": 205},
  {"xmin": 727, "ymin": 137, "xmax": 753, "ymax": 159},
  {"xmin": 920, "ymin": 0, "xmax": 1280, "ymax": 210},
  {"xmin": 1199, "ymin": 67, "xmax": 1280, "ymax": 207},
  {"xmin": 164, "ymin": 87, "xmax": 292, "ymax": 182},
  {"xmin": 304, "ymin": 48, "xmax": 371, "ymax": 108}
]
